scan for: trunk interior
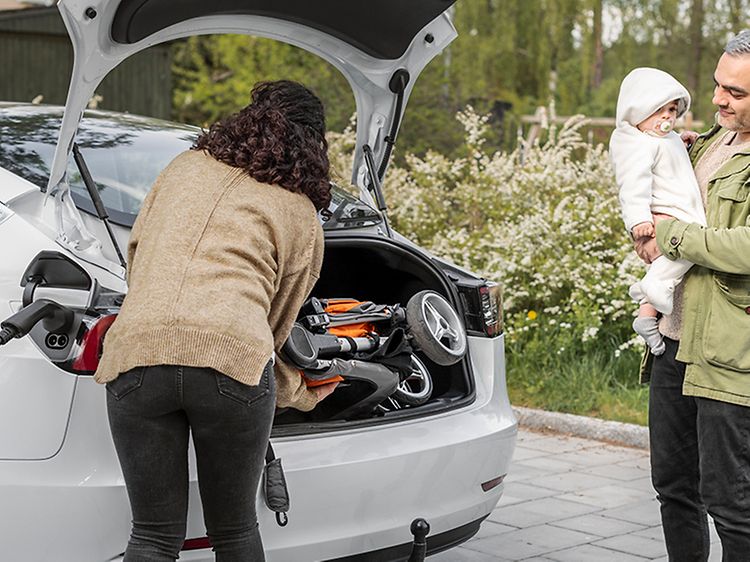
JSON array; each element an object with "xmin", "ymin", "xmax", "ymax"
[{"xmin": 273, "ymin": 236, "xmax": 474, "ymax": 432}]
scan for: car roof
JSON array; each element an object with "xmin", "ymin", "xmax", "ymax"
[{"xmin": 111, "ymin": 0, "xmax": 458, "ymax": 60}]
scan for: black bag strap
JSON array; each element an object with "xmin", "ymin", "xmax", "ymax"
[
  {"xmin": 265, "ymin": 441, "xmax": 275, "ymax": 464},
  {"xmin": 264, "ymin": 442, "xmax": 290, "ymax": 527}
]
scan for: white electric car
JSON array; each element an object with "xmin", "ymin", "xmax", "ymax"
[{"xmin": 0, "ymin": 1, "xmax": 517, "ymax": 560}]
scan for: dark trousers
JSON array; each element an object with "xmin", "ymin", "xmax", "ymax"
[
  {"xmin": 106, "ymin": 363, "xmax": 276, "ymax": 562},
  {"xmin": 649, "ymin": 337, "xmax": 750, "ymax": 562}
]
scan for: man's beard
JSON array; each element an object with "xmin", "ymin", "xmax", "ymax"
[{"xmin": 718, "ymin": 108, "xmax": 750, "ymax": 132}]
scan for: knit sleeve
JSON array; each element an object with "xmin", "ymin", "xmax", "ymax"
[
  {"xmin": 270, "ymin": 221, "xmax": 325, "ymax": 411},
  {"xmin": 610, "ymin": 130, "xmax": 659, "ymax": 233},
  {"xmin": 274, "ymin": 358, "xmax": 318, "ymax": 411}
]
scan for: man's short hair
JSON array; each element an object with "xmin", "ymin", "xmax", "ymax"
[{"xmin": 725, "ymin": 30, "xmax": 750, "ymax": 56}]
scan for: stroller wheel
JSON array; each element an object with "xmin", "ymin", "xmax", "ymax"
[
  {"xmin": 393, "ymin": 355, "xmax": 433, "ymax": 406},
  {"xmin": 406, "ymin": 290, "xmax": 467, "ymax": 366}
]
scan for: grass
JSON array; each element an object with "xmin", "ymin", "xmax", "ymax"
[{"xmin": 505, "ymin": 336, "xmax": 649, "ymax": 426}]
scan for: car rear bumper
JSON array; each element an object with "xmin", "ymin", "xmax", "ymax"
[
  {"xmin": 325, "ymin": 516, "xmax": 487, "ymax": 561},
  {"xmin": 261, "ymin": 334, "xmax": 517, "ymax": 560}
]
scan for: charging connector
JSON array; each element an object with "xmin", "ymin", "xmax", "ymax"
[{"xmin": 0, "ymin": 299, "xmax": 74, "ymax": 346}]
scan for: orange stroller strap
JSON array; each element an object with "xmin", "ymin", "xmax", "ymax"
[
  {"xmin": 324, "ymin": 299, "xmax": 365, "ymax": 313},
  {"xmin": 302, "ymin": 373, "xmax": 344, "ymax": 387}
]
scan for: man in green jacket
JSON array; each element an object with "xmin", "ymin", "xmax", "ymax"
[{"xmin": 637, "ymin": 30, "xmax": 750, "ymax": 562}]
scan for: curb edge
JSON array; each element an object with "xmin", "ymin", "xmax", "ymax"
[{"xmin": 512, "ymin": 406, "xmax": 649, "ymax": 450}]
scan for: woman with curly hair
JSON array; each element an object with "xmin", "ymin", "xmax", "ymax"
[{"xmin": 96, "ymin": 80, "xmax": 338, "ymax": 561}]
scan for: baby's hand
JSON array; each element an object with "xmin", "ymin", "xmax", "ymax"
[
  {"xmin": 681, "ymin": 130, "xmax": 699, "ymax": 148},
  {"xmin": 632, "ymin": 222, "xmax": 655, "ymax": 239}
]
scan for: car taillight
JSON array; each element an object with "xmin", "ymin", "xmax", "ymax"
[
  {"xmin": 481, "ymin": 474, "xmax": 506, "ymax": 492},
  {"xmin": 70, "ymin": 314, "xmax": 117, "ymax": 374},
  {"xmin": 457, "ymin": 281, "xmax": 503, "ymax": 337},
  {"xmin": 182, "ymin": 536, "xmax": 212, "ymax": 551}
]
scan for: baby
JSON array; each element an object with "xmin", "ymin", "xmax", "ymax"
[{"xmin": 610, "ymin": 67, "xmax": 706, "ymax": 355}]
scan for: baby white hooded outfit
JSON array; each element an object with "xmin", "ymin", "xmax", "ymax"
[{"xmin": 610, "ymin": 67, "xmax": 707, "ymax": 315}]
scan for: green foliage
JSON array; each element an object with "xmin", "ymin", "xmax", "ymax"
[
  {"xmin": 172, "ymin": 35, "xmax": 355, "ymax": 132},
  {"xmin": 383, "ymin": 108, "xmax": 640, "ymax": 344},
  {"xmin": 506, "ymin": 332, "xmax": 648, "ymax": 425}
]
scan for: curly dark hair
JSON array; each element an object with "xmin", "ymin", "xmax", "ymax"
[{"xmin": 193, "ymin": 80, "xmax": 331, "ymax": 210}]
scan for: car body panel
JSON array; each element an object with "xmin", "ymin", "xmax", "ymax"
[
  {"xmin": 0, "ymin": 213, "xmax": 76, "ymax": 459},
  {"xmin": 0, "ymin": 342, "xmax": 77, "ymax": 460},
  {"xmin": 0, "ymin": 205, "xmax": 127, "ymax": 461},
  {"xmin": 0, "ymin": 165, "xmax": 36, "ymax": 204}
]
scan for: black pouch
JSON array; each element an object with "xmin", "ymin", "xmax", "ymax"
[
  {"xmin": 264, "ymin": 443, "xmax": 290, "ymax": 527},
  {"xmin": 358, "ymin": 327, "xmax": 414, "ymax": 377}
]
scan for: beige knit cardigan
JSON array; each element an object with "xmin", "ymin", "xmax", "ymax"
[{"xmin": 95, "ymin": 150, "xmax": 323, "ymax": 411}]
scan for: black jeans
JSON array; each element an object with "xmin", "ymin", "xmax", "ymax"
[
  {"xmin": 107, "ymin": 363, "xmax": 276, "ymax": 562},
  {"xmin": 650, "ymin": 337, "xmax": 750, "ymax": 562}
]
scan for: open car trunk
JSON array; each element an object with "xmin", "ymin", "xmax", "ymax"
[{"xmin": 273, "ymin": 235, "xmax": 474, "ymax": 434}]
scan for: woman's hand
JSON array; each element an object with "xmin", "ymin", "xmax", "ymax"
[{"xmin": 312, "ymin": 381, "xmax": 339, "ymax": 402}]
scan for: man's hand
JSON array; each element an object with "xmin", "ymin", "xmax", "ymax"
[
  {"xmin": 312, "ymin": 381, "xmax": 339, "ymax": 402},
  {"xmin": 681, "ymin": 130, "xmax": 699, "ymax": 148},
  {"xmin": 632, "ymin": 221, "xmax": 655, "ymax": 239},
  {"xmin": 634, "ymin": 236, "xmax": 661, "ymax": 264}
]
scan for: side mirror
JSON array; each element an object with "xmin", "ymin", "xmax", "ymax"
[{"xmin": 20, "ymin": 251, "xmax": 92, "ymax": 307}]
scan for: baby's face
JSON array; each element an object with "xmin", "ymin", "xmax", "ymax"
[{"xmin": 637, "ymin": 100, "xmax": 679, "ymax": 136}]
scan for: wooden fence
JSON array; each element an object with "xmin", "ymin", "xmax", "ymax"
[{"xmin": 521, "ymin": 106, "xmax": 705, "ymax": 147}]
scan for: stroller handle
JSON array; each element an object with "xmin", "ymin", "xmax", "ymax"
[{"xmin": 283, "ymin": 324, "xmax": 381, "ymax": 369}]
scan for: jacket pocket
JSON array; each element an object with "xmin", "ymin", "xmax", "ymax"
[
  {"xmin": 215, "ymin": 364, "xmax": 272, "ymax": 406},
  {"xmin": 703, "ymin": 274, "xmax": 750, "ymax": 372},
  {"xmin": 106, "ymin": 367, "xmax": 145, "ymax": 400},
  {"xmin": 715, "ymin": 181, "xmax": 749, "ymax": 203}
]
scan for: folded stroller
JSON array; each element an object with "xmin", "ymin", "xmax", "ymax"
[{"xmin": 282, "ymin": 290, "xmax": 467, "ymax": 419}]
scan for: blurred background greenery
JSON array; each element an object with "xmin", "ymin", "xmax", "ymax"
[{"xmin": 172, "ymin": 0, "xmax": 750, "ymax": 158}]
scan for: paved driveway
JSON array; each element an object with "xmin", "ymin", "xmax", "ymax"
[{"xmin": 431, "ymin": 429, "xmax": 722, "ymax": 561}]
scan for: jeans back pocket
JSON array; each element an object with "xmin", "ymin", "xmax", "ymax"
[
  {"xmin": 215, "ymin": 364, "xmax": 272, "ymax": 406},
  {"xmin": 105, "ymin": 367, "xmax": 146, "ymax": 400}
]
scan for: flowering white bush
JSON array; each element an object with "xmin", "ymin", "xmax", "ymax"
[{"xmin": 328, "ymin": 108, "xmax": 645, "ymax": 351}]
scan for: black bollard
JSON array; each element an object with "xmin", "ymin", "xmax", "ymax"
[{"xmin": 407, "ymin": 518, "xmax": 430, "ymax": 562}]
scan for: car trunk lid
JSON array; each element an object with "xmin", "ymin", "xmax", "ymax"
[{"xmin": 45, "ymin": 0, "xmax": 458, "ymax": 277}]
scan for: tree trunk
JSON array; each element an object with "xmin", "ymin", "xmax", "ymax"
[
  {"xmin": 727, "ymin": 0, "xmax": 743, "ymax": 31},
  {"xmin": 688, "ymin": 0, "xmax": 705, "ymax": 115},
  {"xmin": 590, "ymin": 0, "xmax": 603, "ymax": 90}
]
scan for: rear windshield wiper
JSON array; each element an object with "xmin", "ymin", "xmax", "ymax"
[{"xmin": 71, "ymin": 144, "xmax": 127, "ymax": 269}]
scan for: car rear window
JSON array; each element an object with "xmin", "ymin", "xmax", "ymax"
[
  {"xmin": 0, "ymin": 106, "xmax": 197, "ymax": 226},
  {"xmin": 0, "ymin": 105, "xmax": 378, "ymax": 231}
]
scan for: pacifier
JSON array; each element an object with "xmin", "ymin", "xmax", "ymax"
[{"xmin": 658, "ymin": 120, "xmax": 673, "ymax": 133}]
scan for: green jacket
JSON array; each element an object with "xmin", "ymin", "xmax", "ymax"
[{"xmin": 651, "ymin": 124, "xmax": 750, "ymax": 406}]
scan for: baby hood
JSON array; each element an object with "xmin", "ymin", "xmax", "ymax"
[{"xmin": 615, "ymin": 67, "xmax": 691, "ymax": 129}]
